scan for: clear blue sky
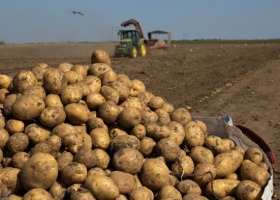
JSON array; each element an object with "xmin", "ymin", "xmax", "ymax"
[{"xmin": 1, "ymin": 0, "xmax": 280, "ymax": 44}]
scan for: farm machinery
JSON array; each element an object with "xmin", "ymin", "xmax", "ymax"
[{"xmin": 114, "ymin": 19, "xmax": 171, "ymax": 58}]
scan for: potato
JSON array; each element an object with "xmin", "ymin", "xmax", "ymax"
[
  {"xmin": 109, "ymin": 135, "xmax": 140, "ymax": 153},
  {"xmin": 113, "ymin": 148, "xmax": 144, "ymax": 175},
  {"xmin": 0, "ymin": 149, "xmax": 3, "ymax": 163},
  {"xmin": 214, "ymin": 149, "xmax": 244, "ymax": 178},
  {"xmin": 137, "ymin": 91, "xmax": 153, "ymax": 105},
  {"xmin": 44, "ymin": 94, "xmax": 64, "ymax": 108},
  {"xmin": 64, "ymin": 103, "xmax": 90, "ymax": 125},
  {"xmin": 12, "ymin": 94, "xmax": 45, "ymax": 121},
  {"xmin": 141, "ymin": 109, "xmax": 158, "ymax": 125},
  {"xmin": 24, "ymin": 123, "xmax": 51, "ymax": 144},
  {"xmin": 98, "ymin": 101, "xmax": 121, "ymax": 124},
  {"xmin": 177, "ymin": 179, "xmax": 202, "ymax": 195},
  {"xmin": 57, "ymin": 62, "xmax": 73, "ymax": 72},
  {"xmin": 182, "ymin": 194, "xmax": 209, "ymax": 200},
  {"xmin": 22, "ymin": 188, "xmax": 53, "ymax": 200},
  {"xmin": 11, "ymin": 152, "xmax": 30, "ymax": 170},
  {"xmin": 74, "ymin": 148, "xmax": 96, "ymax": 169},
  {"xmin": 92, "ymin": 149, "xmax": 110, "ymax": 169},
  {"xmin": 157, "ymin": 185, "xmax": 182, "ymax": 199},
  {"xmin": 110, "ymin": 81, "xmax": 130, "ymax": 102},
  {"xmin": 99, "ymin": 85, "xmax": 120, "ymax": 105},
  {"xmin": 192, "ymin": 163, "xmax": 217, "ymax": 187},
  {"xmin": 109, "ymin": 171, "xmax": 137, "ymax": 194},
  {"xmin": 20, "ymin": 152, "xmax": 58, "ymax": 190},
  {"xmin": 121, "ymin": 97, "xmax": 145, "ymax": 110},
  {"xmin": 87, "ymin": 116, "xmax": 108, "ymax": 131},
  {"xmin": 147, "ymin": 96, "xmax": 164, "ymax": 111},
  {"xmin": 172, "ymin": 155, "xmax": 194, "ymax": 179},
  {"xmin": 258, "ymin": 162, "xmax": 269, "ymax": 171},
  {"xmin": 90, "ymin": 128, "xmax": 110, "ymax": 150},
  {"xmin": 68, "ymin": 187, "xmax": 95, "ymax": 200},
  {"xmin": 52, "ymin": 123, "xmax": 75, "ymax": 138},
  {"xmin": 167, "ymin": 121, "xmax": 185, "ymax": 145},
  {"xmin": 130, "ymin": 79, "xmax": 146, "ymax": 97},
  {"xmin": 244, "ymin": 147, "xmax": 264, "ymax": 164},
  {"xmin": 155, "ymin": 108, "xmax": 170, "ymax": 124},
  {"xmin": 139, "ymin": 136, "xmax": 156, "ymax": 157},
  {"xmin": 117, "ymin": 107, "xmax": 142, "ymax": 129},
  {"xmin": 60, "ymin": 84, "xmax": 83, "ymax": 105},
  {"xmin": 235, "ymin": 180, "xmax": 262, "ymax": 200},
  {"xmin": 23, "ymin": 85, "xmax": 46, "ymax": 99},
  {"xmin": 0, "ymin": 88, "xmax": 9, "ymax": 104},
  {"xmin": 240, "ymin": 159, "xmax": 270, "ymax": 187},
  {"xmin": 3, "ymin": 94, "xmax": 18, "ymax": 117},
  {"xmin": 170, "ymin": 107, "xmax": 192, "ymax": 125},
  {"xmin": 88, "ymin": 167, "xmax": 106, "ymax": 176},
  {"xmin": 130, "ymin": 124, "xmax": 146, "ymax": 140},
  {"xmin": 89, "ymin": 63, "xmax": 112, "ymax": 77},
  {"xmin": 184, "ymin": 122, "xmax": 205, "ymax": 148},
  {"xmin": 83, "ymin": 75, "xmax": 102, "ymax": 93},
  {"xmin": 43, "ymin": 68, "xmax": 67, "ymax": 94},
  {"xmin": 116, "ymin": 194, "xmax": 127, "ymax": 200},
  {"xmin": 71, "ymin": 64, "xmax": 88, "ymax": 78},
  {"xmin": 162, "ymin": 102, "xmax": 175, "ymax": 114},
  {"xmin": 116, "ymin": 74, "xmax": 132, "ymax": 88},
  {"xmin": 31, "ymin": 62, "xmax": 50, "ymax": 85},
  {"xmin": 57, "ymin": 151, "xmax": 73, "ymax": 172},
  {"xmin": 0, "ymin": 115, "xmax": 6, "ymax": 128},
  {"xmin": 205, "ymin": 179, "xmax": 240, "ymax": 199},
  {"xmin": 204, "ymin": 135, "xmax": 236, "ymax": 154},
  {"xmin": 195, "ymin": 120, "xmax": 208, "ymax": 137},
  {"xmin": 189, "ymin": 146, "xmax": 214, "ymax": 164},
  {"xmin": 225, "ymin": 173, "xmax": 240, "ymax": 180},
  {"xmin": 154, "ymin": 138, "xmax": 181, "ymax": 162},
  {"xmin": 76, "ymin": 81, "xmax": 91, "ymax": 97},
  {"xmin": 86, "ymin": 92, "xmax": 106, "ymax": 110},
  {"xmin": 61, "ymin": 162, "xmax": 87, "ymax": 185},
  {"xmin": 91, "ymin": 49, "xmax": 111, "ymax": 65},
  {"xmin": 5, "ymin": 119, "xmax": 25, "ymax": 135},
  {"xmin": 13, "ymin": 70, "xmax": 38, "ymax": 93},
  {"xmin": 7, "ymin": 194, "xmax": 23, "ymax": 200},
  {"xmin": 141, "ymin": 157, "xmax": 170, "ymax": 191},
  {"xmin": 0, "ymin": 167, "xmax": 21, "ymax": 194},
  {"xmin": 129, "ymin": 186, "xmax": 154, "ymax": 200},
  {"xmin": 39, "ymin": 106, "xmax": 66, "ymax": 128},
  {"xmin": 84, "ymin": 175, "xmax": 119, "ymax": 200},
  {"xmin": 0, "ymin": 74, "xmax": 12, "ymax": 89},
  {"xmin": 102, "ymin": 69, "xmax": 117, "ymax": 85},
  {"xmin": 145, "ymin": 122, "xmax": 170, "ymax": 140},
  {"xmin": 48, "ymin": 181, "xmax": 66, "ymax": 200},
  {"xmin": 7, "ymin": 132, "xmax": 29, "ymax": 154},
  {"xmin": 64, "ymin": 70, "xmax": 84, "ymax": 84}
]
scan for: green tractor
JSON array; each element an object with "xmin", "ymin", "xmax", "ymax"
[{"xmin": 114, "ymin": 19, "xmax": 147, "ymax": 58}]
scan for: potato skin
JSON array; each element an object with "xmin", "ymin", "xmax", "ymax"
[
  {"xmin": 0, "ymin": 128, "xmax": 9, "ymax": 149},
  {"xmin": 109, "ymin": 135, "xmax": 140, "ymax": 153},
  {"xmin": 7, "ymin": 132, "xmax": 29, "ymax": 154},
  {"xmin": 0, "ymin": 167, "xmax": 21, "ymax": 194},
  {"xmin": 154, "ymin": 138, "xmax": 181, "ymax": 162},
  {"xmin": 184, "ymin": 122, "xmax": 205, "ymax": 148},
  {"xmin": 20, "ymin": 152, "xmax": 58, "ymax": 190},
  {"xmin": 129, "ymin": 186, "xmax": 154, "ymax": 200},
  {"xmin": 109, "ymin": 171, "xmax": 137, "ymax": 194},
  {"xmin": 177, "ymin": 179, "xmax": 202, "ymax": 195},
  {"xmin": 91, "ymin": 49, "xmax": 111, "ymax": 65},
  {"xmin": 157, "ymin": 184, "xmax": 182, "ymax": 200},
  {"xmin": 141, "ymin": 157, "xmax": 170, "ymax": 191},
  {"xmin": 44, "ymin": 94, "xmax": 64, "ymax": 108},
  {"xmin": 240, "ymin": 159, "xmax": 270, "ymax": 187},
  {"xmin": 84, "ymin": 175, "xmax": 119, "ymax": 200},
  {"xmin": 214, "ymin": 149, "xmax": 244, "ymax": 178},
  {"xmin": 13, "ymin": 70, "xmax": 38, "ymax": 93},
  {"xmin": 12, "ymin": 94, "xmax": 45, "ymax": 121},
  {"xmin": 22, "ymin": 188, "xmax": 53, "ymax": 200},
  {"xmin": 24, "ymin": 123, "xmax": 51, "ymax": 144},
  {"xmin": 244, "ymin": 147, "xmax": 264, "ymax": 164},
  {"xmin": 190, "ymin": 146, "xmax": 214, "ymax": 164},
  {"xmin": 117, "ymin": 107, "xmax": 142, "ymax": 129},
  {"xmin": 172, "ymin": 155, "xmax": 194, "ymax": 179},
  {"xmin": 39, "ymin": 106, "xmax": 66, "ymax": 128},
  {"xmin": 170, "ymin": 107, "xmax": 192, "ymax": 125},
  {"xmin": 192, "ymin": 163, "xmax": 217, "ymax": 187},
  {"xmin": 64, "ymin": 103, "xmax": 90, "ymax": 125},
  {"xmin": 11, "ymin": 152, "xmax": 30, "ymax": 170},
  {"xmin": 235, "ymin": 180, "xmax": 262, "ymax": 200},
  {"xmin": 205, "ymin": 179, "xmax": 240, "ymax": 199},
  {"xmin": 43, "ymin": 68, "xmax": 67, "ymax": 94},
  {"xmin": 60, "ymin": 84, "xmax": 83, "ymax": 105},
  {"xmin": 61, "ymin": 162, "xmax": 87, "ymax": 185}
]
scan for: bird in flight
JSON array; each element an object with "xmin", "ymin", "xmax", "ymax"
[{"xmin": 69, "ymin": 10, "xmax": 84, "ymax": 16}]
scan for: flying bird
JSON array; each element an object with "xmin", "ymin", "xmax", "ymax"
[{"xmin": 69, "ymin": 10, "xmax": 84, "ymax": 16}]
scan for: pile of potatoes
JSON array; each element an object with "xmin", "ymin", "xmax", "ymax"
[{"xmin": 0, "ymin": 49, "xmax": 271, "ymax": 200}]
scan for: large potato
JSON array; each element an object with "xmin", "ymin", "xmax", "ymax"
[
  {"xmin": 24, "ymin": 123, "xmax": 51, "ymax": 144},
  {"xmin": 98, "ymin": 101, "xmax": 121, "ymax": 124},
  {"xmin": 240, "ymin": 159, "xmax": 270, "ymax": 187},
  {"xmin": 205, "ymin": 179, "xmax": 240, "ymax": 199},
  {"xmin": 129, "ymin": 186, "xmax": 154, "ymax": 200},
  {"xmin": 192, "ymin": 163, "xmax": 217, "ymax": 187},
  {"xmin": 0, "ymin": 128, "xmax": 9, "ymax": 149},
  {"xmin": 84, "ymin": 175, "xmax": 119, "ymax": 200},
  {"xmin": 64, "ymin": 103, "xmax": 90, "ymax": 125},
  {"xmin": 154, "ymin": 138, "xmax": 181, "ymax": 162},
  {"xmin": 23, "ymin": 85, "xmax": 46, "ymax": 99},
  {"xmin": 117, "ymin": 107, "xmax": 142, "ymax": 129},
  {"xmin": 31, "ymin": 62, "xmax": 50, "ymax": 85},
  {"xmin": 0, "ymin": 74, "xmax": 12, "ymax": 89},
  {"xmin": 91, "ymin": 49, "xmax": 111, "ymax": 65},
  {"xmin": 189, "ymin": 146, "xmax": 214, "ymax": 164},
  {"xmin": 157, "ymin": 185, "xmax": 182, "ymax": 200},
  {"xmin": 90, "ymin": 127, "xmax": 110, "ymax": 150},
  {"xmin": 172, "ymin": 155, "xmax": 195, "ymax": 179},
  {"xmin": 109, "ymin": 171, "xmax": 137, "ymax": 194},
  {"xmin": 184, "ymin": 121, "xmax": 205, "ymax": 148},
  {"xmin": 167, "ymin": 121, "xmax": 185, "ymax": 145},
  {"xmin": 5, "ymin": 119, "xmax": 25, "ymax": 135},
  {"xmin": 12, "ymin": 94, "xmax": 45, "ymax": 121},
  {"xmin": 61, "ymin": 162, "xmax": 87, "ymax": 185},
  {"xmin": 0, "ymin": 167, "xmax": 21, "ymax": 194},
  {"xmin": 83, "ymin": 75, "xmax": 102, "ymax": 93},
  {"xmin": 39, "ymin": 106, "xmax": 66, "ymax": 128},
  {"xmin": 170, "ymin": 107, "xmax": 192, "ymax": 125},
  {"xmin": 244, "ymin": 147, "xmax": 264, "ymax": 164},
  {"xmin": 44, "ymin": 94, "xmax": 64, "ymax": 108},
  {"xmin": 109, "ymin": 135, "xmax": 140, "ymax": 153},
  {"xmin": 177, "ymin": 179, "xmax": 202, "ymax": 195},
  {"xmin": 13, "ymin": 70, "xmax": 38, "ymax": 93},
  {"xmin": 102, "ymin": 69, "xmax": 117, "ymax": 85},
  {"xmin": 141, "ymin": 157, "xmax": 170, "ymax": 191},
  {"xmin": 100, "ymin": 85, "xmax": 120, "ymax": 104},
  {"xmin": 113, "ymin": 148, "xmax": 144, "ymax": 175},
  {"xmin": 22, "ymin": 188, "xmax": 53, "ymax": 200},
  {"xmin": 20, "ymin": 152, "xmax": 58, "ymax": 190},
  {"xmin": 86, "ymin": 92, "xmax": 106, "ymax": 110},
  {"xmin": 60, "ymin": 84, "xmax": 83, "ymax": 105},
  {"xmin": 235, "ymin": 180, "xmax": 262, "ymax": 200},
  {"xmin": 214, "ymin": 149, "xmax": 244, "ymax": 178},
  {"xmin": 43, "ymin": 68, "xmax": 67, "ymax": 94},
  {"xmin": 7, "ymin": 132, "xmax": 29, "ymax": 154},
  {"xmin": 139, "ymin": 136, "xmax": 156, "ymax": 157}
]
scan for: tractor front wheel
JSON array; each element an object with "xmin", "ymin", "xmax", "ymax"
[{"xmin": 130, "ymin": 46, "xmax": 138, "ymax": 58}]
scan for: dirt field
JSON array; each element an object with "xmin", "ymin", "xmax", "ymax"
[{"xmin": 0, "ymin": 42, "xmax": 280, "ymax": 198}]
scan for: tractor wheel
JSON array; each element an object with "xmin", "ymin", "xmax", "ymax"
[
  {"xmin": 140, "ymin": 44, "xmax": 147, "ymax": 57},
  {"xmin": 130, "ymin": 46, "xmax": 138, "ymax": 58}
]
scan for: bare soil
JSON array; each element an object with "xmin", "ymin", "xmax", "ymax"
[{"xmin": 0, "ymin": 42, "xmax": 280, "ymax": 198}]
